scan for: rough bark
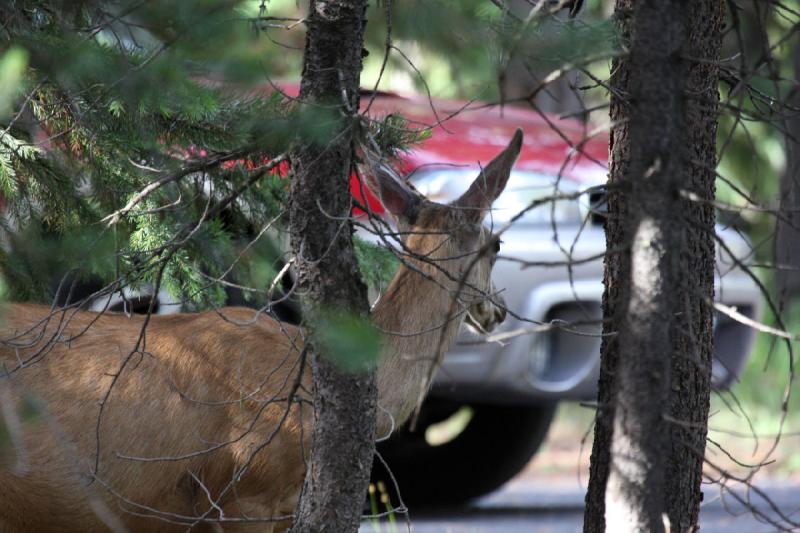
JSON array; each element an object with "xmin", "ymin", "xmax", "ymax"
[
  {"xmin": 664, "ymin": 2, "xmax": 723, "ymax": 529},
  {"xmin": 582, "ymin": 1, "xmax": 630, "ymax": 525},
  {"xmin": 776, "ymin": 42, "xmax": 800, "ymax": 302},
  {"xmin": 583, "ymin": 0, "xmax": 722, "ymax": 531},
  {"xmin": 288, "ymin": 2, "xmax": 374, "ymax": 532}
]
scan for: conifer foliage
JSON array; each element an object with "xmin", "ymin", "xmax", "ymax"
[{"xmin": 0, "ymin": 1, "xmax": 405, "ymax": 310}]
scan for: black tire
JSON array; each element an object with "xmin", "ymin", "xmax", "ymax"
[{"xmin": 372, "ymin": 399, "xmax": 558, "ymax": 508}]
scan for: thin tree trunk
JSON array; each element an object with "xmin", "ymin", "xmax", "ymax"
[
  {"xmin": 288, "ymin": 1, "xmax": 374, "ymax": 532},
  {"xmin": 776, "ymin": 42, "xmax": 800, "ymax": 302},
  {"xmin": 583, "ymin": 1, "xmax": 722, "ymax": 531},
  {"xmin": 664, "ymin": 1, "xmax": 723, "ymax": 529}
]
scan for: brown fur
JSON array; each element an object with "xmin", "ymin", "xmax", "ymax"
[
  {"xmin": 1, "ymin": 305, "xmax": 308, "ymax": 532},
  {"xmin": 0, "ymin": 131, "xmax": 522, "ymax": 532}
]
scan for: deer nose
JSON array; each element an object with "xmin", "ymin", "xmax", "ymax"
[{"xmin": 494, "ymin": 304, "xmax": 507, "ymax": 324}]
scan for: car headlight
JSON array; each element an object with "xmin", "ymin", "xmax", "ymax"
[{"xmin": 412, "ymin": 169, "xmax": 587, "ymax": 225}]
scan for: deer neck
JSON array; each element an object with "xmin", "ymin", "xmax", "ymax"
[{"xmin": 371, "ymin": 259, "xmax": 468, "ymax": 435}]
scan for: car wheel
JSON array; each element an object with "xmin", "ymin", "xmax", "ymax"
[{"xmin": 372, "ymin": 399, "xmax": 558, "ymax": 507}]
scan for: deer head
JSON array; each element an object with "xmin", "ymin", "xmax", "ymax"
[
  {"xmin": 366, "ymin": 129, "xmax": 523, "ymax": 430},
  {"xmin": 367, "ymin": 128, "xmax": 521, "ymax": 324}
]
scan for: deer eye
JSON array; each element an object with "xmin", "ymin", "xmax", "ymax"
[{"xmin": 493, "ymin": 239, "xmax": 502, "ymax": 254}]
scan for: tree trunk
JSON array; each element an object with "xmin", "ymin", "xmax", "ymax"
[
  {"xmin": 776, "ymin": 42, "xmax": 800, "ymax": 302},
  {"xmin": 288, "ymin": 2, "xmax": 375, "ymax": 532},
  {"xmin": 583, "ymin": 1, "xmax": 722, "ymax": 531}
]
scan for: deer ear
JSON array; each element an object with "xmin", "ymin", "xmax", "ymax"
[
  {"xmin": 363, "ymin": 163, "xmax": 422, "ymax": 225},
  {"xmin": 454, "ymin": 128, "xmax": 523, "ymax": 221}
]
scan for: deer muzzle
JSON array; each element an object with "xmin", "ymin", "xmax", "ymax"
[{"xmin": 465, "ymin": 291, "xmax": 507, "ymax": 334}]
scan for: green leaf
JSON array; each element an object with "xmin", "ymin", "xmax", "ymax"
[
  {"xmin": 0, "ymin": 132, "xmax": 41, "ymax": 199},
  {"xmin": 108, "ymin": 99, "xmax": 125, "ymax": 118},
  {"xmin": 316, "ymin": 311, "xmax": 382, "ymax": 373},
  {"xmin": 0, "ymin": 46, "xmax": 28, "ymax": 119},
  {"xmin": 354, "ymin": 236, "xmax": 399, "ymax": 292}
]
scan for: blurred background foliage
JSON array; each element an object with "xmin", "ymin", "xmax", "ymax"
[{"xmin": 0, "ymin": 0, "xmax": 799, "ymax": 474}]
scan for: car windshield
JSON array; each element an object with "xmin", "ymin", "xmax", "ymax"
[{"xmin": 411, "ymin": 169, "xmax": 586, "ymax": 225}]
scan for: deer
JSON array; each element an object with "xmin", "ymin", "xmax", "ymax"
[{"xmin": 0, "ymin": 129, "xmax": 522, "ymax": 532}]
